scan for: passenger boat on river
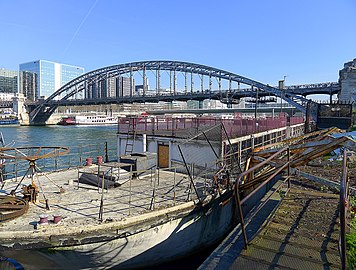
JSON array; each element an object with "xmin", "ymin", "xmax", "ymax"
[{"xmin": 58, "ymin": 115, "xmax": 118, "ymax": 126}]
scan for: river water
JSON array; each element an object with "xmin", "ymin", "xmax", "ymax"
[
  {"xmin": 0, "ymin": 125, "xmax": 118, "ymax": 148},
  {"xmin": 0, "ymin": 125, "xmax": 118, "ymax": 177}
]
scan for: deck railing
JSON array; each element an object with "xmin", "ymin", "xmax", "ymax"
[
  {"xmin": 118, "ymin": 116, "xmax": 304, "ymax": 139},
  {"xmin": 77, "ymin": 163, "xmax": 215, "ymax": 221},
  {"xmin": 0, "ymin": 142, "xmax": 117, "ymax": 182}
]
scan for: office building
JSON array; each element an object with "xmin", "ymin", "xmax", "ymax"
[
  {"xmin": 0, "ymin": 68, "xmax": 18, "ymax": 94},
  {"xmin": 19, "ymin": 60, "xmax": 84, "ymax": 101}
]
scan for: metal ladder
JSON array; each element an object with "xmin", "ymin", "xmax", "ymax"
[{"xmin": 124, "ymin": 117, "xmax": 137, "ymax": 155}]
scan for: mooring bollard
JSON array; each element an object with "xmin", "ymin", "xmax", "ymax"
[
  {"xmin": 53, "ymin": 214, "xmax": 62, "ymax": 224},
  {"xmin": 39, "ymin": 214, "xmax": 49, "ymax": 225}
]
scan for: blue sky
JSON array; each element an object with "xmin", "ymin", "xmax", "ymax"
[{"xmin": 0, "ymin": 0, "xmax": 355, "ymax": 86}]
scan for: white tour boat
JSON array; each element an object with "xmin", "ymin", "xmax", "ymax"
[{"xmin": 58, "ymin": 115, "xmax": 118, "ymax": 125}]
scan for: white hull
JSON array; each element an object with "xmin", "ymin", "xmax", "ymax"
[
  {"xmin": 1, "ymin": 191, "xmax": 235, "ymax": 269},
  {"xmin": 75, "ymin": 122, "xmax": 117, "ymax": 125},
  {"xmin": 58, "ymin": 115, "xmax": 118, "ymax": 126}
]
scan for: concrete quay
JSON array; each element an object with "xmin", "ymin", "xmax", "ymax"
[{"xmin": 200, "ymin": 182, "xmax": 342, "ymax": 270}]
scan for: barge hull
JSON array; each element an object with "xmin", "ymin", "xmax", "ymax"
[{"xmin": 1, "ymin": 191, "xmax": 235, "ymax": 270}]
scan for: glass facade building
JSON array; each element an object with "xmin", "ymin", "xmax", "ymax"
[
  {"xmin": 19, "ymin": 60, "xmax": 84, "ymax": 101},
  {"xmin": 0, "ymin": 68, "xmax": 18, "ymax": 94}
]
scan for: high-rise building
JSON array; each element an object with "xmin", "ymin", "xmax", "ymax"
[
  {"xmin": 0, "ymin": 68, "xmax": 18, "ymax": 94},
  {"xmin": 117, "ymin": 77, "xmax": 134, "ymax": 97},
  {"xmin": 19, "ymin": 60, "xmax": 84, "ymax": 101},
  {"xmin": 84, "ymin": 76, "xmax": 135, "ymax": 99},
  {"xmin": 107, "ymin": 77, "xmax": 117, "ymax": 97}
]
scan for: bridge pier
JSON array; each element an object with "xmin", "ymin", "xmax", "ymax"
[
  {"xmin": 12, "ymin": 93, "xmax": 26, "ymax": 115},
  {"xmin": 339, "ymin": 58, "xmax": 356, "ymax": 105},
  {"xmin": 12, "ymin": 93, "xmax": 31, "ymax": 125}
]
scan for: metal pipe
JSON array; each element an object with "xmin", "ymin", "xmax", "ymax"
[
  {"xmin": 10, "ymin": 166, "xmax": 31, "ymax": 195},
  {"xmin": 234, "ymin": 183, "xmax": 248, "ymax": 249},
  {"xmin": 157, "ymin": 168, "xmax": 160, "ymax": 186},
  {"xmin": 105, "ymin": 142, "xmax": 109, "ymax": 162},
  {"xmin": 143, "ymin": 134, "xmax": 147, "ymax": 152},
  {"xmin": 129, "ymin": 165, "xmax": 132, "ymax": 215},
  {"xmin": 287, "ymin": 147, "xmax": 291, "ymax": 189},
  {"xmin": 254, "ymin": 87, "xmax": 258, "ymax": 123},
  {"xmin": 204, "ymin": 163, "xmax": 207, "ymax": 196},
  {"xmin": 237, "ymin": 146, "xmax": 288, "ymax": 184},
  {"xmin": 244, "ymin": 172, "xmax": 288, "ymax": 226},
  {"xmin": 173, "ymin": 167, "xmax": 176, "ymax": 205},
  {"xmin": 150, "ymin": 168, "xmax": 157, "ymax": 210},
  {"xmin": 98, "ymin": 173, "xmax": 105, "ymax": 221},
  {"xmin": 240, "ymin": 162, "xmax": 288, "ymax": 205},
  {"xmin": 202, "ymin": 131, "xmax": 219, "ymax": 159},
  {"xmin": 340, "ymin": 149, "xmax": 348, "ymax": 270},
  {"xmin": 234, "ymin": 146, "xmax": 289, "ymax": 248}
]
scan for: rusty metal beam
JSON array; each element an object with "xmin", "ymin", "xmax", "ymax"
[
  {"xmin": 291, "ymin": 136, "xmax": 349, "ymax": 167},
  {"xmin": 254, "ymin": 138, "xmax": 335, "ymax": 157},
  {"xmin": 252, "ymin": 155, "xmax": 356, "ymax": 194},
  {"xmin": 253, "ymin": 127, "xmax": 342, "ymax": 153}
]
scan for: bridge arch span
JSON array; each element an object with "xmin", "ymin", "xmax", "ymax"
[{"xmin": 30, "ymin": 60, "xmax": 310, "ymax": 124}]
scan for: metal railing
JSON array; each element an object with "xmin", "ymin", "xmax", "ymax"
[
  {"xmin": 234, "ymin": 146, "xmax": 291, "ymax": 249},
  {"xmin": 285, "ymin": 81, "xmax": 340, "ymax": 90},
  {"xmin": 340, "ymin": 149, "xmax": 350, "ymax": 270},
  {"xmin": 118, "ymin": 116, "xmax": 305, "ymax": 139},
  {"xmin": 0, "ymin": 142, "xmax": 116, "ymax": 181},
  {"xmin": 76, "ymin": 163, "xmax": 214, "ymax": 221}
]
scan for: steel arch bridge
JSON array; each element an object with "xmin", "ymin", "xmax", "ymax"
[{"xmin": 29, "ymin": 60, "xmax": 314, "ymax": 124}]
